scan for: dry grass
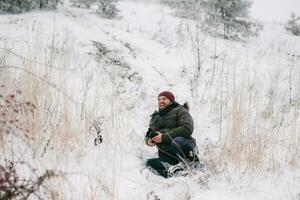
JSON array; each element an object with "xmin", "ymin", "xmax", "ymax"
[
  {"xmin": 219, "ymin": 74, "xmax": 300, "ymax": 175},
  {"xmin": 0, "ymin": 28, "xmax": 97, "ymax": 198},
  {"xmin": 0, "ymin": 24, "xmax": 143, "ymax": 199}
]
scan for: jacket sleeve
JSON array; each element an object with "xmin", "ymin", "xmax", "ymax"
[
  {"xmin": 161, "ymin": 108, "xmax": 194, "ymax": 144},
  {"xmin": 145, "ymin": 114, "xmax": 157, "ymax": 144}
]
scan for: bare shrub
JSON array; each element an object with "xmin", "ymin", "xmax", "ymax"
[
  {"xmin": 0, "ymin": 88, "xmax": 36, "ymax": 146},
  {"xmin": 0, "ymin": 159, "xmax": 57, "ymax": 199},
  {"xmin": 93, "ymin": 41, "xmax": 143, "ymax": 111}
]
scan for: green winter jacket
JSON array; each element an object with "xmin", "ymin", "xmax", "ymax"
[{"xmin": 147, "ymin": 102, "xmax": 195, "ymax": 155}]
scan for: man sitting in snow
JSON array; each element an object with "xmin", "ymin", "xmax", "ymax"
[{"xmin": 144, "ymin": 91, "xmax": 200, "ymax": 178}]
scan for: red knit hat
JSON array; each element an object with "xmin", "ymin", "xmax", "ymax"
[{"xmin": 158, "ymin": 91, "xmax": 175, "ymax": 102}]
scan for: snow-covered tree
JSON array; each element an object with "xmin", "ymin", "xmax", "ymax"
[
  {"xmin": 0, "ymin": 0, "xmax": 36, "ymax": 13},
  {"xmin": 0, "ymin": 0, "xmax": 60, "ymax": 13},
  {"xmin": 285, "ymin": 12, "xmax": 300, "ymax": 36},
  {"xmin": 201, "ymin": 0, "xmax": 261, "ymax": 40},
  {"xmin": 161, "ymin": 0, "xmax": 202, "ymax": 19},
  {"xmin": 161, "ymin": 0, "xmax": 261, "ymax": 40}
]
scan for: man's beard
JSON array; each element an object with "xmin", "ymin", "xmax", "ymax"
[
  {"xmin": 159, "ymin": 104, "xmax": 166, "ymax": 110},
  {"xmin": 159, "ymin": 102, "xmax": 172, "ymax": 110}
]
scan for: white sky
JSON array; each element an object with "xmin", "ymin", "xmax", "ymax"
[{"xmin": 250, "ymin": 0, "xmax": 300, "ymax": 22}]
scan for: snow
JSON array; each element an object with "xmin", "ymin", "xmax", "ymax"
[
  {"xmin": 1, "ymin": 0, "xmax": 300, "ymax": 200},
  {"xmin": 251, "ymin": 0, "xmax": 300, "ymax": 22}
]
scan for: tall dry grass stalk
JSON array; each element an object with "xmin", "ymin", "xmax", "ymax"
[
  {"xmin": 220, "ymin": 71, "xmax": 300, "ymax": 175},
  {"xmin": 0, "ymin": 25, "xmax": 122, "ymax": 198},
  {"xmin": 0, "ymin": 24, "xmax": 89, "ymax": 157}
]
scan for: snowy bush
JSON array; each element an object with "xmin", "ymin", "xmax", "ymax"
[
  {"xmin": 70, "ymin": 0, "xmax": 119, "ymax": 19},
  {"xmin": 96, "ymin": 0, "xmax": 119, "ymax": 19},
  {"xmin": 93, "ymin": 41, "xmax": 143, "ymax": 110},
  {"xmin": 0, "ymin": 0, "xmax": 60, "ymax": 13},
  {"xmin": 37, "ymin": 0, "xmax": 60, "ymax": 9},
  {"xmin": 70, "ymin": 0, "xmax": 97, "ymax": 8},
  {"xmin": 285, "ymin": 12, "xmax": 300, "ymax": 36}
]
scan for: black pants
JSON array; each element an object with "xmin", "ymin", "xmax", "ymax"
[{"xmin": 145, "ymin": 137, "xmax": 197, "ymax": 178}]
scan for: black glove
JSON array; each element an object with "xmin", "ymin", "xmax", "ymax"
[{"xmin": 145, "ymin": 128, "xmax": 158, "ymax": 139}]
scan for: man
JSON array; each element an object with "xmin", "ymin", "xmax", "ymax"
[{"xmin": 145, "ymin": 91, "xmax": 199, "ymax": 178}]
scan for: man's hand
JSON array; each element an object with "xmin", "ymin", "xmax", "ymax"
[
  {"xmin": 151, "ymin": 132, "xmax": 162, "ymax": 143},
  {"xmin": 146, "ymin": 138, "xmax": 156, "ymax": 147}
]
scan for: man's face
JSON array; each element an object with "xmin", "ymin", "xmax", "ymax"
[{"xmin": 158, "ymin": 96, "xmax": 172, "ymax": 110}]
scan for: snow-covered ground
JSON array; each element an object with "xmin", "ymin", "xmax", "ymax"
[{"xmin": 1, "ymin": 1, "xmax": 300, "ymax": 200}]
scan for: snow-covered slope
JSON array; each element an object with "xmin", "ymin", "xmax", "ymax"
[{"xmin": 0, "ymin": 1, "xmax": 300, "ymax": 200}]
